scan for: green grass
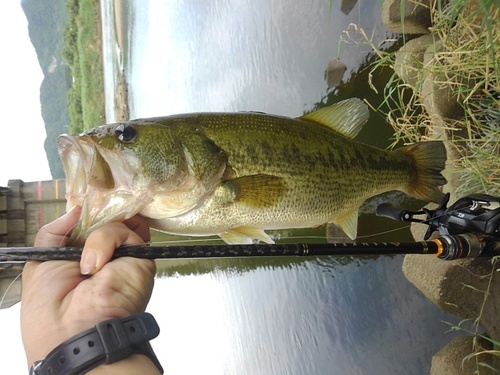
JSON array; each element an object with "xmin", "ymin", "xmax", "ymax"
[
  {"xmin": 336, "ymin": 0, "xmax": 499, "ymax": 371},
  {"xmin": 400, "ymin": 1, "xmax": 497, "ymax": 196},
  {"xmin": 338, "ymin": 0, "xmax": 499, "ymax": 197},
  {"xmin": 429, "ymin": 0, "xmax": 499, "ymax": 197},
  {"xmin": 62, "ymin": 0, "xmax": 105, "ymax": 134}
]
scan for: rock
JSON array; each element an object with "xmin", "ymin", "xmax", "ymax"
[
  {"xmin": 324, "ymin": 59, "xmax": 347, "ymax": 88},
  {"xmin": 340, "ymin": 0, "xmax": 358, "ymax": 15},
  {"xmin": 394, "ymin": 34, "xmax": 434, "ymax": 88},
  {"xmin": 431, "ymin": 336, "xmax": 498, "ymax": 375},
  {"xmin": 382, "ymin": 0, "xmax": 434, "ymax": 34},
  {"xmin": 421, "ymin": 41, "xmax": 464, "ymax": 121},
  {"xmin": 403, "ymin": 253, "xmax": 500, "ymax": 342},
  {"xmin": 394, "ymin": 38, "xmax": 464, "ymax": 126}
]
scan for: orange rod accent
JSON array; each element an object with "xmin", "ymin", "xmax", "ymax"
[{"xmin": 432, "ymin": 239, "xmax": 444, "ymax": 257}]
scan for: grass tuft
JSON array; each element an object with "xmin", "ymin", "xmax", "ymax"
[
  {"xmin": 336, "ymin": 0, "xmax": 499, "ymax": 371},
  {"xmin": 339, "ymin": 0, "xmax": 499, "ymax": 197}
]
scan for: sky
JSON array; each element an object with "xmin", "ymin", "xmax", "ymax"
[
  {"xmin": 0, "ymin": 2, "xmax": 51, "ymax": 372},
  {"xmin": 0, "ymin": 1, "xmax": 52, "ymax": 187}
]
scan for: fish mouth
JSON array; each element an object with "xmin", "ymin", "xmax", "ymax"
[
  {"xmin": 57, "ymin": 134, "xmax": 139, "ymax": 245},
  {"xmin": 57, "ymin": 134, "xmax": 115, "ymax": 210}
]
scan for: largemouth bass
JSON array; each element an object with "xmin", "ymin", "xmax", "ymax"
[{"xmin": 58, "ymin": 98, "xmax": 447, "ymax": 245}]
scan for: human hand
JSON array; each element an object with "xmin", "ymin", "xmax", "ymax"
[{"xmin": 21, "ymin": 206, "xmax": 157, "ymax": 372}]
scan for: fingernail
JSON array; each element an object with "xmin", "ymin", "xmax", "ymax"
[{"xmin": 81, "ymin": 251, "xmax": 97, "ymax": 275}]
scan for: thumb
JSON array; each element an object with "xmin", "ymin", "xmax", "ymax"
[{"xmin": 34, "ymin": 206, "xmax": 82, "ymax": 247}]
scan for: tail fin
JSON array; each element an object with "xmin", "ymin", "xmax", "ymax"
[{"xmin": 400, "ymin": 141, "xmax": 447, "ymax": 203}]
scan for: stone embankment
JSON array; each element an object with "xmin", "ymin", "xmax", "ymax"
[{"xmin": 382, "ymin": 0, "xmax": 499, "ymax": 373}]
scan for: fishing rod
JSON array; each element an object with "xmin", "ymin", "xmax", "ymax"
[{"xmin": 0, "ymin": 193, "xmax": 499, "ymax": 263}]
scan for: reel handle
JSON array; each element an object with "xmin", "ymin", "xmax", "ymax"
[{"xmin": 376, "ymin": 203, "xmax": 422, "ymax": 223}]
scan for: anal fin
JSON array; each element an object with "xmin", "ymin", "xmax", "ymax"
[
  {"xmin": 330, "ymin": 209, "xmax": 359, "ymax": 240},
  {"xmin": 220, "ymin": 226, "xmax": 275, "ymax": 244}
]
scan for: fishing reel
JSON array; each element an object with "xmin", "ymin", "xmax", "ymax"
[
  {"xmin": 377, "ymin": 193, "xmax": 500, "ymax": 240},
  {"xmin": 376, "ymin": 193, "xmax": 500, "ymax": 260}
]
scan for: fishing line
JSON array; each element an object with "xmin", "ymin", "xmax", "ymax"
[
  {"xmin": 146, "ymin": 224, "xmax": 412, "ymax": 246},
  {"xmin": 352, "ymin": 225, "xmax": 411, "ymax": 239},
  {"xmin": 1, "ymin": 194, "xmax": 498, "ymax": 263},
  {"xmin": 0, "ymin": 266, "xmax": 23, "ymax": 309}
]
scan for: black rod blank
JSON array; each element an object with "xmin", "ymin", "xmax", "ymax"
[
  {"xmin": 0, "ymin": 242, "xmax": 434, "ymax": 262},
  {"xmin": 1, "ymin": 233, "xmax": 497, "ymax": 262}
]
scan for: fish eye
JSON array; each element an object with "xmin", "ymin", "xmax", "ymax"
[{"xmin": 115, "ymin": 124, "xmax": 137, "ymax": 143}]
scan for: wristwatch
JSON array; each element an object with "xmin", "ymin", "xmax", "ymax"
[{"xmin": 29, "ymin": 313, "xmax": 163, "ymax": 375}]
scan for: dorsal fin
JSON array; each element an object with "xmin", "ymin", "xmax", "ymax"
[{"xmin": 299, "ymin": 98, "xmax": 369, "ymax": 139}]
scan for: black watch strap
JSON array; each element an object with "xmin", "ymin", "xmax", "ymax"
[{"xmin": 30, "ymin": 312, "xmax": 163, "ymax": 375}]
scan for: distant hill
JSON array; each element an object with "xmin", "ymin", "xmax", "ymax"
[{"xmin": 21, "ymin": 0, "xmax": 72, "ymax": 179}]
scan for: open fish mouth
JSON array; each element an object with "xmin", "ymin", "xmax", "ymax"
[
  {"xmin": 57, "ymin": 134, "xmax": 115, "ymax": 211},
  {"xmin": 57, "ymin": 134, "xmax": 143, "ymax": 245}
]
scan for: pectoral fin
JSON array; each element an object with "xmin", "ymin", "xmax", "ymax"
[
  {"xmin": 226, "ymin": 174, "xmax": 287, "ymax": 208},
  {"xmin": 220, "ymin": 226, "xmax": 275, "ymax": 244},
  {"xmin": 330, "ymin": 209, "xmax": 359, "ymax": 240}
]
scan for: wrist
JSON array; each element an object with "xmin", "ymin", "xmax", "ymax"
[
  {"xmin": 29, "ymin": 313, "xmax": 163, "ymax": 375},
  {"xmin": 87, "ymin": 354, "xmax": 162, "ymax": 374},
  {"xmin": 23, "ymin": 322, "xmax": 92, "ymax": 367}
]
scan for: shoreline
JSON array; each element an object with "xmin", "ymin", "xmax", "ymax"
[
  {"xmin": 105, "ymin": 0, "xmax": 129, "ymax": 122},
  {"xmin": 114, "ymin": 71, "xmax": 130, "ymax": 121}
]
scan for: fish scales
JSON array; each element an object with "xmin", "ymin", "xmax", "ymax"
[
  {"xmin": 154, "ymin": 117, "xmax": 414, "ymax": 232},
  {"xmin": 57, "ymin": 98, "xmax": 447, "ymax": 244}
]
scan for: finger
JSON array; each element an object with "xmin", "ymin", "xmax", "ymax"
[
  {"xmin": 34, "ymin": 206, "xmax": 82, "ymax": 247},
  {"xmin": 123, "ymin": 214, "xmax": 151, "ymax": 242},
  {"xmin": 26, "ymin": 206, "xmax": 82, "ymax": 275},
  {"xmin": 80, "ymin": 222, "xmax": 147, "ymax": 275}
]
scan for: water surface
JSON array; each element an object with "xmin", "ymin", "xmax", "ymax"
[{"xmin": 99, "ymin": 1, "xmax": 463, "ymax": 374}]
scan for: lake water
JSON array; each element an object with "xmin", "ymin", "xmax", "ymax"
[{"xmin": 99, "ymin": 1, "xmax": 464, "ymax": 374}]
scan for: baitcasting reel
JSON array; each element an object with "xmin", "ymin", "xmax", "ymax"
[
  {"xmin": 377, "ymin": 193, "xmax": 500, "ymax": 240},
  {"xmin": 377, "ymin": 193, "xmax": 500, "ymax": 260}
]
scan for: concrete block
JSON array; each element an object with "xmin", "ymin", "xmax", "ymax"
[
  {"xmin": 394, "ymin": 34, "xmax": 434, "ymax": 87},
  {"xmin": 421, "ymin": 41, "xmax": 464, "ymax": 121},
  {"xmin": 431, "ymin": 336, "xmax": 497, "ymax": 375},
  {"xmin": 382, "ymin": 0, "xmax": 433, "ymax": 34},
  {"xmin": 403, "ymin": 254, "xmax": 500, "ymax": 342}
]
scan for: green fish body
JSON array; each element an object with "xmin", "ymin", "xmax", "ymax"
[{"xmin": 57, "ymin": 98, "xmax": 446, "ymax": 244}]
